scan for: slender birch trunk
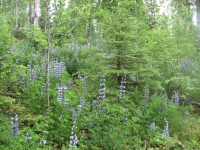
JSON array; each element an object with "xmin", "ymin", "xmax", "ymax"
[
  {"xmin": 46, "ymin": 0, "xmax": 50, "ymax": 113},
  {"xmin": 15, "ymin": 0, "xmax": 18, "ymax": 28},
  {"xmin": 34, "ymin": 0, "xmax": 40, "ymax": 27}
]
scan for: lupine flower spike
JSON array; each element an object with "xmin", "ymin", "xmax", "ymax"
[
  {"xmin": 144, "ymin": 87, "xmax": 149, "ymax": 108},
  {"xmin": 163, "ymin": 117, "xmax": 169, "ymax": 139},
  {"xmin": 25, "ymin": 132, "xmax": 32, "ymax": 141},
  {"xmin": 40, "ymin": 136, "xmax": 47, "ymax": 145},
  {"xmin": 150, "ymin": 122, "xmax": 155, "ymax": 131},
  {"xmin": 57, "ymin": 83, "xmax": 68, "ymax": 104},
  {"xmin": 175, "ymin": 91, "xmax": 179, "ymax": 105},
  {"xmin": 11, "ymin": 114, "xmax": 19, "ymax": 137},
  {"xmin": 185, "ymin": 106, "xmax": 189, "ymax": 116},
  {"xmin": 82, "ymin": 78, "xmax": 87, "ymax": 99},
  {"xmin": 69, "ymin": 108, "xmax": 78, "ymax": 149},
  {"xmin": 119, "ymin": 77, "xmax": 126, "ymax": 100},
  {"xmin": 52, "ymin": 60, "xmax": 66, "ymax": 77},
  {"xmin": 122, "ymin": 108, "xmax": 129, "ymax": 121},
  {"xmin": 99, "ymin": 75, "xmax": 106, "ymax": 101}
]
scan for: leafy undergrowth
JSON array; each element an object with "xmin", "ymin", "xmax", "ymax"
[{"xmin": 1, "ymin": 94, "xmax": 200, "ymax": 150}]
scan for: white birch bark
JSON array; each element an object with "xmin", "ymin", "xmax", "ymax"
[{"xmin": 34, "ymin": 0, "xmax": 40, "ymax": 27}]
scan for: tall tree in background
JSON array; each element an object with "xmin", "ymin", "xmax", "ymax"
[
  {"xmin": 145, "ymin": 0, "xmax": 158, "ymax": 29},
  {"xmin": 196, "ymin": 0, "xmax": 200, "ymax": 25},
  {"xmin": 15, "ymin": 0, "xmax": 18, "ymax": 28},
  {"xmin": 0, "ymin": 0, "xmax": 29, "ymax": 28},
  {"xmin": 33, "ymin": 0, "xmax": 40, "ymax": 27},
  {"xmin": 81, "ymin": 1, "xmax": 153, "ymax": 89}
]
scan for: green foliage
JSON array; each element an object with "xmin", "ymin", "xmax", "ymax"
[
  {"xmin": 0, "ymin": 21, "xmax": 25, "ymax": 100},
  {"xmin": 0, "ymin": 95, "xmax": 15, "ymax": 107},
  {"xmin": 21, "ymin": 78, "xmax": 47, "ymax": 114},
  {"xmin": 0, "ymin": 111, "xmax": 49, "ymax": 150},
  {"xmin": 24, "ymin": 25, "xmax": 48, "ymax": 50},
  {"xmin": 1, "ymin": 0, "xmax": 200, "ymax": 149},
  {"xmin": 47, "ymin": 102, "xmax": 72, "ymax": 148}
]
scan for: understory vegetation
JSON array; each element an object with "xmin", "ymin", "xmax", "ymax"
[{"xmin": 1, "ymin": 0, "xmax": 200, "ymax": 149}]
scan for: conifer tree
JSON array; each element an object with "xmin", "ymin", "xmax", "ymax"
[
  {"xmin": 0, "ymin": 21, "xmax": 24, "ymax": 98},
  {"xmin": 89, "ymin": 1, "xmax": 151, "ymax": 86}
]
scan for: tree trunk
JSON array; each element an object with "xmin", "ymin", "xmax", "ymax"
[
  {"xmin": 196, "ymin": 0, "xmax": 200, "ymax": 52},
  {"xmin": 34, "ymin": 0, "xmax": 40, "ymax": 27},
  {"xmin": 29, "ymin": 3, "xmax": 33, "ymax": 25},
  {"xmin": 46, "ymin": 0, "xmax": 50, "ymax": 113},
  {"xmin": 15, "ymin": 0, "xmax": 18, "ymax": 28},
  {"xmin": 196, "ymin": 0, "xmax": 200, "ymax": 26}
]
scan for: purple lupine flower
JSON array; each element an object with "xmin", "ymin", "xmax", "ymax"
[
  {"xmin": 57, "ymin": 83, "xmax": 68, "ymax": 104},
  {"xmin": 119, "ymin": 77, "xmax": 126, "ymax": 100},
  {"xmin": 174, "ymin": 91, "xmax": 179, "ymax": 105},
  {"xmin": 40, "ymin": 136, "xmax": 47, "ymax": 145},
  {"xmin": 77, "ymin": 98, "xmax": 85, "ymax": 113},
  {"xmin": 11, "ymin": 114, "xmax": 19, "ymax": 137},
  {"xmin": 40, "ymin": 140, "xmax": 47, "ymax": 145},
  {"xmin": 122, "ymin": 116, "xmax": 128, "ymax": 121},
  {"xmin": 124, "ymin": 108, "xmax": 129, "ymax": 113},
  {"xmin": 69, "ymin": 112, "xmax": 78, "ymax": 149},
  {"xmin": 31, "ymin": 70, "xmax": 37, "ymax": 82},
  {"xmin": 92, "ymin": 75, "xmax": 106, "ymax": 113},
  {"xmin": 71, "ymin": 107, "xmax": 77, "ymax": 122},
  {"xmin": 25, "ymin": 132, "xmax": 29, "ymax": 137},
  {"xmin": 144, "ymin": 87, "xmax": 149, "ymax": 104},
  {"xmin": 150, "ymin": 122, "xmax": 155, "ymax": 131},
  {"xmin": 163, "ymin": 118, "xmax": 169, "ymax": 139},
  {"xmin": 69, "ymin": 134, "xmax": 78, "ymax": 149},
  {"xmin": 52, "ymin": 60, "xmax": 66, "ymax": 77},
  {"xmin": 27, "ymin": 65, "xmax": 37, "ymax": 84},
  {"xmin": 69, "ymin": 92, "xmax": 85, "ymax": 149},
  {"xmin": 98, "ymin": 75, "xmax": 106, "ymax": 101},
  {"xmin": 10, "ymin": 47, "xmax": 14, "ymax": 53},
  {"xmin": 60, "ymin": 62, "xmax": 66, "ymax": 74},
  {"xmin": 27, "ymin": 137, "xmax": 32, "ymax": 140},
  {"xmin": 67, "ymin": 81, "xmax": 73, "ymax": 89},
  {"xmin": 25, "ymin": 132, "xmax": 32, "ymax": 140},
  {"xmin": 80, "ymin": 98, "xmax": 85, "ymax": 107},
  {"xmin": 185, "ymin": 106, "xmax": 189, "ymax": 116},
  {"xmin": 92, "ymin": 101, "xmax": 98, "ymax": 109},
  {"xmin": 57, "ymin": 86, "xmax": 63, "ymax": 104}
]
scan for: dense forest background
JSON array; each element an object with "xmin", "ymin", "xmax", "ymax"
[{"xmin": 1, "ymin": 0, "xmax": 200, "ymax": 149}]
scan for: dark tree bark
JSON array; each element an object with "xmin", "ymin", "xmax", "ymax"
[{"xmin": 196, "ymin": 0, "xmax": 200, "ymax": 26}]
